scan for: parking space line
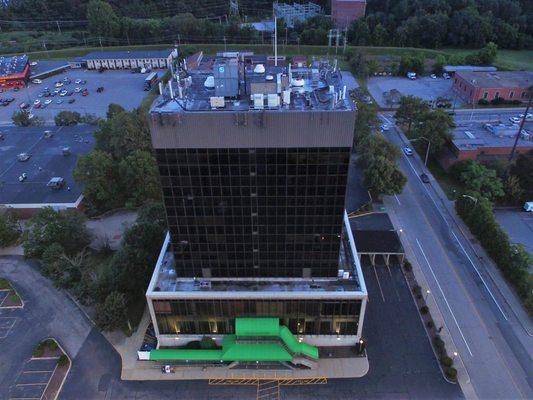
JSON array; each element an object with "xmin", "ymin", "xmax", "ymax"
[
  {"xmin": 372, "ymin": 264, "xmax": 386, "ymax": 302},
  {"xmin": 416, "ymin": 239, "xmax": 473, "ymax": 357},
  {"xmin": 22, "ymin": 371, "xmax": 54, "ymax": 374}
]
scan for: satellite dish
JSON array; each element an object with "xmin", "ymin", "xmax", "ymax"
[
  {"xmin": 204, "ymin": 76, "xmax": 215, "ymax": 88},
  {"xmin": 254, "ymin": 64, "xmax": 265, "ymax": 74}
]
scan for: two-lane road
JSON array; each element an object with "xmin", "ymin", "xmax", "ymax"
[{"xmin": 379, "ymin": 114, "xmax": 533, "ymax": 399}]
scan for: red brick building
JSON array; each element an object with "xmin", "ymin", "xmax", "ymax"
[
  {"xmin": 331, "ymin": 0, "xmax": 367, "ymax": 29},
  {"xmin": 0, "ymin": 55, "xmax": 30, "ymax": 88},
  {"xmin": 453, "ymin": 70, "xmax": 533, "ymax": 105}
]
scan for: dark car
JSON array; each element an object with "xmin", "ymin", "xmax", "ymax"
[
  {"xmin": 96, "ymin": 86, "xmax": 104, "ymax": 93},
  {"xmin": 68, "ymin": 98, "xmax": 75, "ymax": 104},
  {"xmin": 420, "ymin": 173, "xmax": 430, "ymax": 183}
]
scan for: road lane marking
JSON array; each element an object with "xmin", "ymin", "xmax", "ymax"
[
  {"xmin": 451, "ymin": 231, "xmax": 508, "ymax": 320},
  {"xmin": 394, "ymin": 194, "xmax": 401, "ymax": 205},
  {"xmin": 372, "ymin": 264, "xmax": 386, "ymax": 302},
  {"xmin": 416, "ymin": 238, "xmax": 474, "ymax": 356},
  {"xmin": 381, "ymin": 115, "xmax": 392, "ymax": 124}
]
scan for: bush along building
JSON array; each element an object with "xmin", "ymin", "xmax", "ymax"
[{"xmin": 141, "ymin": 51, "xmax": 367, "ymax": 369}]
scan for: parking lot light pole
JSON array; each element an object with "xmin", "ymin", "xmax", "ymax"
[{"xmin": 409, "ymin": 137, "xmax": 431, "ymax": 166}]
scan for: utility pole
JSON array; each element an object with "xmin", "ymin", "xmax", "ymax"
[
  {"xmin": 99, "ymin": 37, "xmax": 103, "ymax": 50},
  {"xmin": 56, "ymin": 20, "xmax": 61, "ymax": 34},
  {"xmin": 343, "ymin": 26, "xmax": 347, "ymax": 54},
  {"xmin": 508, "ymin": 88, "xmax": 532, "ymax": 163},
  {"xmin": 223, "ymin": 36, "xmax": 227, "ymax": 52},
  {"xmin": 178, "ymin": 34, "xmax": 181, "ymax": 46}
]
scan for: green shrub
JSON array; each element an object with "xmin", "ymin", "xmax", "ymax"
[
  {"xmin": 420, "ymin": 305, "xmax": 429, "ymax": 314},
  {"xmin": 54, "ymin": 111, "xmax": 82, "ymax": 126},
  {"xmin": 413, "ymin": 285, "xmax": 422, "ymax": 296},
  {"xmin": 200, "ymin": 336, "xmax": 218, "ymax": 349},
  {"xmin": 445, "ymin": 367, "xmax": 457, "ymax": 380},
  {"xmin": 478, "ymin": 99, "xmax": 489, "ymax": 106},
  {"xmin": 441, "ymin": 355, "xmax": 453, "ymax": 368},
  {"xmin": 57, "ymin": 354, "xmax": 69, "ymax": 367},
  {"xmin": 427, "ymin": 321, "xmax": 434, "ymax": 329},
  {"xmin": 434, "ymin": 336, "xmax": 445, "ymax": 352},
  {"xmin": 32, "ymin": 344, "xmax": 45, "ymax": 357},
  {"xmin": 403, "ymin": 260, "xmax": 412, "ymax": 272},
  {"xmin": 47, "ymin": 340, "xmax": 58, "ymax": 350}
]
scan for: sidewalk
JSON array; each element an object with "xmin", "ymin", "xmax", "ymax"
[
  {"xmin": 391, "ymin": 123, "xmax": 533, "ymax": 339},
  {"xmin": 111, "ymin": 311, "xmax": 369, "ymax": 381}
]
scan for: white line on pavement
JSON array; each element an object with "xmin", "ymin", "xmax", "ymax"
[
  {"xmin": 394, "ymin": 194, "xmax": 401, "ymax": 205},
  {"xmin": 381, "ymin": 115, "xmax": 392, "ymax": 124},
  {"xmin": 451, "ymin": 231, "xmax": 508, "ymax": 320},
  {"xmin": 416, "ymin": 238, "xmax": 474, "ymax": 357}
]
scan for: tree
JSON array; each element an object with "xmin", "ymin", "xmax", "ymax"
[
  {"xmin": 348, "ymin": 49, "xmax": 369, "ymax": 79},
  {"xmin": 12, "ymin": 111, "xmax": 41, "ymax": 127},
  {"xmin": 87, "ymin": 0, "xmax": 119, "ymax": 38},
  {"xmin": 137, "ymin": 202, "xmax": 167, "ymax": 229},
  {"xmin": 41, "ymin": 243, "xmax": 83, "ymax": 289},
  {"xmin": 348, "ymin": 19, "xmax": 370, "ymax": 45},
  {"xmin": 410, "ymin": 109, "xmax": 455, "ymax": 156},
  {"xmin": 395, "ymin": 96, "xmax": 430, "ymax": 135},
  {"xmin": 362, "ymin": 156, "xmax": 406, "ymax": 195},
  {"xmin": 432, "ymin": 54, "xmax": 447, "ymax": 74},
  {"xmin": 23, "ymin": 208, "xmax": 90, "ymax": 259},
  {"xmin": 457, "ymin": 161, "xmax": 504, "ymax": 201},
  {"xmin": 54, "ymin": 111, "xmax": 82, "ymax": 126},
  {"xmin": 118, "ymin": 150, "xmax": 161, "ymax": 207},
  {"xmin": 95, "ymin": 292, "xmax": 127, "ymax": 331},
  {"xmin": 94, "ymin": 110, "xmax": 151, "ymax": 159},
  {"xmin": 74, "ymin": 150, "xmax": 125, "ymax": 212},
  {"xmin": 503, "ymin": 175, "xmax": 524, "ymax": 205},
  {"xmin": 0, "ymin": 211, "xmax": 20, "ymax": 247},
  {"xmin": 110, "ymin": 221, "xmax": 165, "ymax": 296},
  {"xmin": 106, "ymin": 103, "xmax": 125, "ymax": 119},
  {"xmin": 510, "ymin": 152, "xmax": 533, "ymax": 200}
]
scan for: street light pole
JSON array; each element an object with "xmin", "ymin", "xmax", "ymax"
[
  {"xmin": 409, "ymin": 137, "xmax": 431, "ymax": 166},
  {"xmin": 508, "ymin": 87, "xmax": 532, "ymax": 163}
]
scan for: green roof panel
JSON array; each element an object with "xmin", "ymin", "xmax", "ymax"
[
  {"xmin": 221, "ymin": 335, "xmax": 292, "ymax": 362},
  {"xmin": 149, "ymin": 349, "xmax": 223, "ymax": 361},
  {"xmin": 235, "ymin": 317, "xmax": 279, "ymax": 337}
]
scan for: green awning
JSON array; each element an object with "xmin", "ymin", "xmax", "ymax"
[
  {"xmin": 235, "ymin": 317, "xmax": 279, "ymax": 337},
  {"xmin": 150, "ymin": 349, "xmax": 223, "ymax": 361},
  {"xmin": 221, "ymin": 335, "xmax": 292, "ymax": 362}
]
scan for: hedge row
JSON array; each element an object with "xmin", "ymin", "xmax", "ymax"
[{"xmin": 456, "ymin": 195, "xmax": 533, "ymax": 314}]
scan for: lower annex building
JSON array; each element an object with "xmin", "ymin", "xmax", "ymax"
[{"xmin": 142, "ymin": 51, "xmax": 367, "ymax": 367}]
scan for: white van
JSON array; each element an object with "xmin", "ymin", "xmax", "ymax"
[
  {"xmin": 407, "ymin": 72, "xmax": 417, "ymax": 80},
  {"xmin": 524, "ymin": 202, "xmax": 533, "ymax": 212}
]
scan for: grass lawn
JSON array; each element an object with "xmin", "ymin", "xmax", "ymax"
[
  {"xmin": 0, "ymin": 277, "xmax": 23, "ymax": 306},
  {"xmin": 426, "ymin": 158, "xmax": 465, "ymax": 200},
  {"xmin": 440, "ymin": 48, "xmax": 533, "ymax": 71}
]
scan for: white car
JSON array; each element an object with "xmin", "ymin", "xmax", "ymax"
[
  {"xmin": 381, "ymin": 124, "xmax": 390, "ymax": 131},
  {"xmin": 519, "ymin": 113, "xmax": 533, "ymax": 121},
  {"xmin": 18, "ymin": 173, "xmax": 27, "ymax": 182},
  {"xmin": 403, "ymin": 147, "xmax": 414, "ymax": 156},
  {"xmin": 430, "ymin": 74, "xmax": 437, "ymax": 79},
  {"xmin": 74, "ymin": 79, "xmax": 82, "ymax": 84},
  {"xmin": 74, "ymin": 87, "xmax": 81, "ymax": 93},
  {"xmin": 55, "ymin": 82, "xmax": 63, "ymax": 88},
  {"xmin": 30, "ymin": 61, "xmax": 38, "ymax": 66},
  {"xmin": 33, "ymin": 99, "xmax": 40, "ymax": 106},
  {"xmin": 32, "ymin": 79, "xmax": 42, "ymax": 84},
  {"xmin": 44, "ymin": 99, "xmax": 52, "ymax": 105},
  {"xmin": 509, "ymin": 116, "xmax": 521, "ymax": 124},
  {"xmin": 442, "ymin": 73, "xmax": 451, "ymax": 79}
]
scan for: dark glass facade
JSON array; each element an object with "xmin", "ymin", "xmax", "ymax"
[
  {"xmin": 154, "ymin": 298, "xmax": 362, "ymax": 336},
  {"xmin": 156, "ymin": 147, "xmax": 351, "ymax": 278}
]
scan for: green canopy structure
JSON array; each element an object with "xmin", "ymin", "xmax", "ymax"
[{"xmin": 149, "ymin": 318, "xmax": 319, "ymax": 363}]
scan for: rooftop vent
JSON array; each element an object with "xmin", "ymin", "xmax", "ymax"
[
  {"xmin": 254, "ymin": 64, "xmax": 265, "ymax": 74},
  {"xmin": 291, "ymin": 77, "xmax": 305, "ymax": 87},
  {"xmin": 204, "ymin": 75, "xmax": 215, "ymax": 88},
  {"xmin": 265, "ymin": 74, "xmax": 274, "ymax": 81}
]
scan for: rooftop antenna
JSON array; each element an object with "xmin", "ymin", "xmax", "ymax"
[{"xmin": 274, "ymin": 14, "xmax": 278, "ymax": 66}]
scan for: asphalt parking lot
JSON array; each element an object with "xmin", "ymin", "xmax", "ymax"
[
  {"xmin": 494, "ymin": 209, "xmax": 533, "ymax": 259},
  {"xmin": 367, "ymin": 76, "xmax": 464, "ymax": 108},
  {"xmin": 0, "ymin": 125, "xmax": 96, "ymax": 207},
  {"xmin": 0, "ymin": 68, "xmax": 160, "ymax": 123},
  {"xmin": 8, "ymin": 358, "xmax": 57, "ymax": 400}
]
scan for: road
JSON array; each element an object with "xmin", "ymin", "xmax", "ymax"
[
  {"xmin": 379, "ymin": 111, "xmax": 533, "ymax": 400},
  {"xmin": 451, "ymin": 108, "xmax": 527, "ymax": 124}
]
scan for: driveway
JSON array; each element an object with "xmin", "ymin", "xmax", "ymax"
[{"xmin": 0, "ymin": 256, "xmax": 92, "ymax": 399}]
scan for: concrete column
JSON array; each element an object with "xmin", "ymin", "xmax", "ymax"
[
  {"xmin": 146, "ymin": 295, "xmax": 161, "ymax": 345},
  {"xmin": 356, "ymin": 297, "xmax": 367, "ymax": 340},
  {"xmin": 370, "ymin": 254, "xmax": 375, "ymax": 266},
  {"xmin": 385, "ymin": 254, "xmax": 390, "ymax": 267}
]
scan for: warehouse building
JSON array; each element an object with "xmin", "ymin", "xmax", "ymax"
[
  {"xmin": 83, "ymin": 49, "xmax": 176, "ymax": 70},
  {"xmin": 453, "ymin": 70, "xmax": 533, "ymax": 105},
  {"xmin": 142, "ymin": 52, "xmax": 368, "ymax": 368},
  {"xmin": 0, "ymin": 55, "xmax": 30, "ymax": 88}
]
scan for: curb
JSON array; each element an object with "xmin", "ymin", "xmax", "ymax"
[{"xmin": 0, "ymin": 283, "xmax": 25, "ymax": 309}]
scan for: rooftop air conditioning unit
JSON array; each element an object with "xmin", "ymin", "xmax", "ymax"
[
  {"xmin": 253, "ymin": 93, "xmax": 264, "ymax": 109},
  {"xmin": 254, "ymin": 64, "xmax": 265, "ymax": 74},
  {"xmin": 204, "ymin": 75, "xmax": 215, "ymax": 88},
  {"xmin": 210, "ymin": 96, "xmax": 225, "ymax": 108},
  {"xmin": 291, "ymin": 77, "xmax": 304, "ymax": 87},
  {"xmin": 265, "ymin": 74, "xmax": 274, "ymax": 81},
  {"xmin": 267, "ymin": 93, "xmax": 280, "ymax": 108}
]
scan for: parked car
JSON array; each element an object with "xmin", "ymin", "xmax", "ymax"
[
  {"xmin": 509, "ymin": 116, "xmax": 521, "ymax": 124},
  {"xmin": 30, "ymin": 61, "xmax": 38, "ymax": 66},
  {"xmin": 430, "ymin": 74, "xmax": 437, "ymax": 79},
  {"xmin": 33, "ymin": 99, "xmax": 41, "ymax": 106},
  {"xmin": 524, "ymin": 202, "xmax": 533, "ymax": 212},
  {"xmin": 74, "ymin": 87, "xmax": 81, "ymax": 93},
  {"xmin": 5, "ymin": 97, "xmax": 14, "ymax": 103},
  {"xmin": 56, "ymin": 99, "xmax": 63, "ymax": 104},
  {"xmin": 420, "ymin": 173, "xmax": 430, "ymax": 183},
  {"xmin": 17, "ymin": 152, "xmax": 31, "ymax": 162},
  {"xmin": 82, "ymin": 89, "xmax": 89, "ymax": 96},
  {"xmin": 68, "ymin": 98, "xmax": 75, "ymax": 104},
  {"xmin": 19, "ymin": 102, "xmax": 29, "ymax": 109},
  {"xmin": 407, "ymin": 72, "xmax": 417, "ymax": 80},
  {"xmin": 96, "ymin": 86, "xmax": 104, "ymax": 93},
  {"xmin": 18, "ymin": 173, "xmax": 27, "ymax": 182},
  {"xmin": 32, "ymin": 79, "xmax": 42, "ymax": 84},
  {"xmin": 55, "ymin": 82, "xmax": 63, "ymax": 88},
  {"xmin": 381, "ymin": 124, "xmax": 390, "ymax": 131},
  {"xmin": 74, "ymin": 79, "xmax": 82, "ymax": 84},
  {"xmin": 519, "ymin": 113, "xmax": 533, "ymax": 121},
  {"xmin": 403, "ymin": 147, "xmax": 413, "ymax": 156},
  {"xmin": 442, "ymin": 73, "xmax": 451, "ymax": 79},
  {"xmin": 47, "ymin": 177, "xmax": 65, "ymax": 190},
  {"xmin": 44, "ymin": 130, "xmax": 54, "ymax": 138}
]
